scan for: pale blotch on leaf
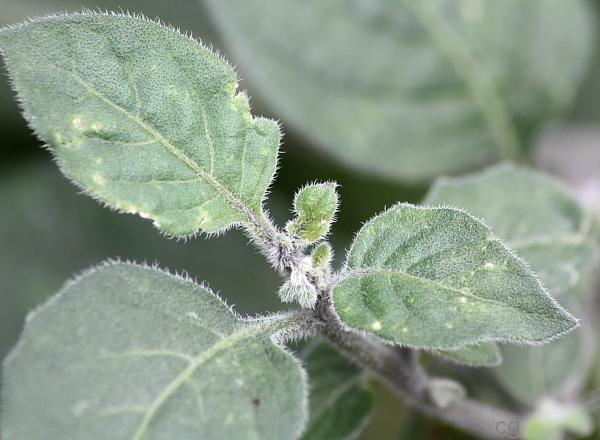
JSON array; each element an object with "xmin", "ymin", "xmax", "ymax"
[
  {"xmin": 332, "ymin": 204, "xmax": 577, "ymax": 349},
  {"xmin": 0, "ymin": 13, "xmax": 282, "ymax": 238}
]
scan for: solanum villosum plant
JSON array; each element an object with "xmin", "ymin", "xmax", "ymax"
[{"xmin": 0, "ymin": 12, "xmax": 597, "ymax": 440}]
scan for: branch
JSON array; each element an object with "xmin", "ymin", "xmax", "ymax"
[
  {"xmin": 312, "ymin": 296, "xmax": 522, "ymax": 440},
  {"xmin": 249, "ymin": 221, "xmax": 523, "ymax": 439}
]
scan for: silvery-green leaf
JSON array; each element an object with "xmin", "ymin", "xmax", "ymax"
[
  {"xmin": 2, "ymin": 263, "xmax": 307, "ymax": 440},
  {"xmin": 205, "ymin": 0, "xmax": 594, "ymax": 181},
  {"xmin": 331, "ymin": 204, "xmax": 576, "ymax": 350},
  {"xmin": 494, "ymin": 321, "xmax": 591, "ymax": 404},
  {"xmin": 300, "ymin": 341, "xmax": 373, "ymax": 440},
  {"xmin": 424, "ymin": 162, "xmax": 594, "ymax": 297},
  {"xmin": 424, "ymin": 163, "xmax": 596, "ymax": 400},
  {"xmin": 437, "ymin": 342, "xmax": 501, "ymax": 367},
  {"xmin": 0, "ymin": 13, "xmax": 280, "ymax": 237},
  {"xmin": 287, "ymin": 183, "xmax": 338, "ymax": 244}
]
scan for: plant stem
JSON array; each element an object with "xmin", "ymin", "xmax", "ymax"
[
  {"xmin": 248, "ymin": 217, "xmax": 523, "ymax": 439},
  {"xmin": 311, "ymin": 292, "xmax": 522, "ymax": 440}
]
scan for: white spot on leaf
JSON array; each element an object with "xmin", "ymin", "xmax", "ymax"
[
  {"xmin": 72, "ymin": 117, "xmax": 84, "ymax": 130},
  {"xmin": 92, "ymin": 173, "xmax": 106, "ymax": 185}
]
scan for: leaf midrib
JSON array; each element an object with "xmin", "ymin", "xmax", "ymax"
[
  {"xmin": 340, "ymin": 268, "xmax": 555, "ymax": 319},
  {"xmin": 403, "ymin": 0, "xmax": 521, "ymax": 161},
  {"xmin": 71, "ymin": 73, "xmax": 258, "ymax": 224},
  {"xmin": 21, "ymin": 41, "xmax": 270, "ymax": 237},
  {"xmin": 507, "ymin": 231, "xmax": 586, "ymax": 251}
]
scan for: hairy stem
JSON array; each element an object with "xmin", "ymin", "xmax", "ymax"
[
  {"xmin": 248, "ymin": 217, "xmax": 522, "ymax": 439},
  {"xmin": 312, "ymin": 297, "xmax": 521, "ymax": 439}
]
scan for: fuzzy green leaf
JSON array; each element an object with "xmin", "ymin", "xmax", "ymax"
[
  {"xmin": 331, "ymin": 204, "xmax": 576, "ymax": 350},
  {"xmin": 424, "ymin": 163, "xmax": 596, "ymax": 398},
  {"xmin": 425, "ymin": 163, "xmax": 594, "ymax": 297},
  {"xmin": 287, "ymin": 183, "xmax": 338, "ymax": 244},
  {"xmin": 437, "ymin": 342, "xmax": 501, "ymax": 367},
  {"xmin": 1, "ymin": 263, "xmax": 306, "ymax": 440},
  {"xmin": 0, "ymin": 13, "xmax": 279, "ymax": 237},
  {"xmin": 300, "ymin": 342, "xmax": 373, "ymax": 440},
  {"xmin": 205, "ymin": 0, "xmax": 594, "ymax": 181}
]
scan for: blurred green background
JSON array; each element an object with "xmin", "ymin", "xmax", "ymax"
[{"xmin": 1, "ymin": 1, "xmax": 599, "ymax": 439}]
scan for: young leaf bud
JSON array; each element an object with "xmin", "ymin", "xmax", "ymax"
[
  {"xmin": 311, "ymin": 242, "xmax": 332, "ymax": 272},
  {"xmin": 286, "ymin": 182, "xmax": 338, "ymax": 245}
]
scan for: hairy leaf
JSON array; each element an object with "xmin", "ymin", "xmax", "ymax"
[
  {"xmin": 300, "ymin": 342, "xmax": 373, "ymax": 440},
  {"xmin": 287, "ymin": 182, "xmax": 338, "ymax": 244},
  {"xmin": 424, "ymin": 163, "xmax": 596, "ymax": 399},
  {"xmin": 0, "ymin": 13, "xmax": 280, "ymax": 237},
  {"xmin": 425, "ymin": 163, "xmax": 594, "ymax": 297},
  {"xmin": 331, "ymin": 204, "xmax": 576, "ymax": 350},
  {"xmin": 2, "ymin": 263, "xmax": 306, "ymax": 440},
  {"xmin": 0, "ymin": 162, "xmax": 286, "ymax": 368},
  {"xmin": 437, "ymin": 342, "xmax": 501, "ymax": 367},
  {"xmin": 205, "ymin": 0, "xmax": 594, "ymax": 181}
]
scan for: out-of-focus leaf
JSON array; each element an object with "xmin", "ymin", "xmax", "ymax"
[
  {"xmin": 437, "ymin": 342, "xmax": 501, "ymax": 367},
  {"xmin": 300, "ymin": 341, "xmax": 374, "ymax": 440},
  {"xmin": 495, "ymin": 321, "xmax": 592, "ymax": 404},
  {"xmin": 2, "ymin": 263, "xmax": 307, "ymax": 439},
  {"xmin": 534, "ymin": 124, "xmax": 600, "ymax": 212},
  {"xmin": 331, "ymin": 204, "xmax": 576, "ymax": 350},
  {"xmin": 0, "ymin": 13, "xmax": 280, "ymax": 237},
  {"xmin": 205, "ymin": 0, "xmax": 594, "ymax": 181}
]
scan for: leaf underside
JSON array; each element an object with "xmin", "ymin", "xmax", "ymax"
[
  {"xmin": 205, "ymin": 0, "xmax": 593, "ymax": 181},
  {"xmin": 1, "ymin": 263, "xmax": 306, "ymax": 440},
  {"xmin": 332, "ymin": 204, "xmax": 576, "ymax": 350},
  {"xmin": 0, "ymin": 13, "xmax": 280, "ymax": 237}
]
